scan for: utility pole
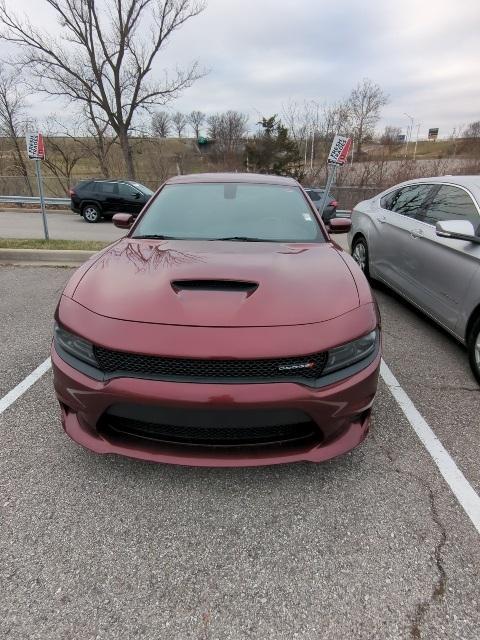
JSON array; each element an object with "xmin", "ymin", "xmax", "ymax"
[
  {"xmin": 404, "ymin": 112, "xmax": 414, "ymax": 158},
  {"xmin": 310, "ymin": 130, "xmax": 315, "ymax": 170},
  {"xmin": 413, "ymin": 123, "xmax": 421, "ymax": 161}
]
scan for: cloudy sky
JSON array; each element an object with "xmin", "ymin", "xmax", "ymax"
[{"xmin": 4, "ymin": 0, "xmax": 480, "ymax": 138}]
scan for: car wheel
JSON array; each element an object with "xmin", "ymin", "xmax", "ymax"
[
  {"xmin": 467, "ymin": 316, "xmax": 480, "ymax": 384},
  {"xmin": 82, "ymin": 204, "xmax": 101, "ymax": 223},
  {"xmin": 352, "ymin": 236, "xmax": 370, "ymax": 279}
]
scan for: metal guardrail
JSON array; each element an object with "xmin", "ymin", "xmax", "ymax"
[
  {"xmin": 0, "ymin": 195, "xmax": 70, "ymax": 206},
  {"xmin": 0, "ymin": 194, "xmax": 351, "ymax": 217}
]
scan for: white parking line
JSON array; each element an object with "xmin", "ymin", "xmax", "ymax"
[
  {"xmin": 381, "ymin": 360, "xmax": 480, "ymax": 535},
  {"xmin": 0, "ymin": 357, "xmax": 51, "ymax": 415}
]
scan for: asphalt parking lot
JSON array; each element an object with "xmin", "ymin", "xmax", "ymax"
[
  {"xmin": 1, "ymin": 264, "xmax": 479, "ymax": 639},
  {"xmin": 0, "ymin": 209, "xmax": 124, "ymax": 242}
]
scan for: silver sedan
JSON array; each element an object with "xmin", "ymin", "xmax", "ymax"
[{"xmin": 348, "ymin": 175, "xmax": 480, "ymax": 383}]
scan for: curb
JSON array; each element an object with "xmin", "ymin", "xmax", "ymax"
[
  {"xmin": 0, "ymin": 248, "xmax": 96, "ymax": 267},
  {"xmin": 0, "ymin": 208, "xmax": 71, "ymax": 215}
]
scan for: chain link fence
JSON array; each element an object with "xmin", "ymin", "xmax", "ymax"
[
  {"xmin": 0, "ymin": 174, "xmax": 383, "ymax": 211},
  {"xmin": 330, "ymin": 186, "xmax": 382, "ymax": 210}
]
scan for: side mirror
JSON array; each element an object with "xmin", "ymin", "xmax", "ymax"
[
  {"xmin": 436, "ymin": 220, "xmax": 480, "ymax": 244},
  {"xmin": 113, "ymin": 213, "xmax": 134, "ymax": 229},
  {"xmin": 328, "ymin": 218, "xmax": 352, "ymax": 234}
]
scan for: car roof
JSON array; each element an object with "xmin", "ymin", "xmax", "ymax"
[
  {"xmin": 384, "ymin": 175, "xmax": 480, "ymax": 190},
  {"xmin": 379, "ymin": 175, "xmax": 480, "ymax": 202},
  {"xmin": 165, "ymin": 172, "xmax": 299, "ymax": 186},
  {"xmin": 91, "ymin": 179, "xmax": 131, "ymax": 183}
]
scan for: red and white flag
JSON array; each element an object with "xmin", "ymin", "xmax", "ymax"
[
  {"xmin": 327, "ymin": 135, "xmax": 352, "ymax": 165},
  {"xmin": 26, "ymin": 132, "xmax": 46, "ymax": 160}
]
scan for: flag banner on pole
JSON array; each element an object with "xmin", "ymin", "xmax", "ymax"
[
  {"xmin": 327, "ymin": 135, "xmax": 352, "ymax": 165},
  {"xmin": 26, "ymin": 132, "xmax": 46, "ymax": 160}
]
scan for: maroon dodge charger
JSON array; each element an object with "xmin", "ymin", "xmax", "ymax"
[{"xmin": 52, "ymin": 173, "xmax": 381, "ymax": 467}]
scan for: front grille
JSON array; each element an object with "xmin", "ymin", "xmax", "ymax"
[
  {"xmin": 94, "ymin": 346, "xmax": 328, "ymax": 382},
  {"xmin": 100, "ymin": 415, "xmax": 318, "ymax": 447}
]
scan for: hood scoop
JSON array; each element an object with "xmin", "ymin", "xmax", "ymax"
[{"xmin": 171, "ymin": 279, "xmax": 258, "ymax": 294}]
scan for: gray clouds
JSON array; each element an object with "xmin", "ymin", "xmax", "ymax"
[{"xmin": 4, "ymin": 0, "xmax": 480, "ymax": 137}]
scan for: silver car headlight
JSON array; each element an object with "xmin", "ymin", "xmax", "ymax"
[
  {"xmin": 54, "ymin": 323, "xmax": 97, "ymax": 367},
  {"xmin": 323, "ymin": 330, "xmax": 378, "ymax": 375}
]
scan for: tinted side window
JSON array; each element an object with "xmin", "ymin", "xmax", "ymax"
[
  {"xmin": 118, "ymin": 182, "xmax": 139, "ymax": 198},
  {"xmin": 76, "ymin": 181, "xmax": 92, "ymax": 192},
  {"xmin": 380, "ymin": 190, "xmax": 398, "ymax": 210},
  {"xmin": 389, "ymin": 184, "xmax": 433, "ymax": 217},
  {"xmin": 94, "ymin": 182, "xmax": 118, "ymax": 194},
  {"xmin": 308, "ymin": 190, "xmax": 321, "ymax": 201},
  {"xmin": 420, "ymin": 185, "xmax": 479, "ymax": 225}
]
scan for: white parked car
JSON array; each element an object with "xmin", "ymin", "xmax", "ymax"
[{"xmin": 348, "ymin": 175, "xmax": 480, "ymax": 383}]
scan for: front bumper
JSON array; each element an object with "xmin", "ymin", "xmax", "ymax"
[{"xmin": 51, "ymin": 344, "xmax": 380, "ymax": 467}]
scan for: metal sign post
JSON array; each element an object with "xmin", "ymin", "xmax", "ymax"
[
  {"xmin": 318, "ymin": 163, "xmax": 338, "ymax": 219},
  {"xmin": 318, "ymin": 135, "xmax": 352, "ymax": 219},
  {"xmin": 34, "ymin": 158, "xmax": 49, "ymax": 240},
  {"xmin": 26, "ymin": 132, "xmax": 49, "ymax": 240}
]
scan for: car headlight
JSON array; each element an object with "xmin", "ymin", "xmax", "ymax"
[
  {"xmin": 323, "ymin": 330, "xmax": 378, "ymax": 375},
  {"xmin": 54, "ymin": 323, "xmax": 97, "ymax": 367}
]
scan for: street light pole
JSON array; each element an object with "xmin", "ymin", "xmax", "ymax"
[
  {"xmin": 404, "ymin": 112, "xmax": 414, "ymax": 159},
  {"xmin": 413, "ymin": 123, "xmax": 421, "ymax": 161},
  {"xmin": 310, "ymin": 129, "xmax": 315, "ymax": 170}
]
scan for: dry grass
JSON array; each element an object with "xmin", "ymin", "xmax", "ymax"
[{"xmin": 0, "ymin": 238, "xmax": 109, "ymax": 250}]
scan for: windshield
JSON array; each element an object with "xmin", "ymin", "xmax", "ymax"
[
  {"xmin": 132, "ymin": 183, "xmax": 324, "ymax": 242},
  {"xmin": 305, "ymin": 189, "xmax": 324, "ymax": 201}
]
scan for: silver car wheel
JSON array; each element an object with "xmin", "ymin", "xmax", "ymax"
[
  {"xmin": 84, "ymin": 206, "xmax": 99, "ymax": 222},
  {"xmin": 353, "ymin": 242, "xmax": 366, "ymax": 271},
  {"xmin": 475, "ymin": 332, "xmax": 480, "ymax": 368}
]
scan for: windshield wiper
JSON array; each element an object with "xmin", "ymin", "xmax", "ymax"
[
  {"xmin": 211, "ymin": 236, "xmax": 266, "ymax": 242},
  {"xmin": 133, "ymin": 234, "xmax": 179, "ymax": 240}
]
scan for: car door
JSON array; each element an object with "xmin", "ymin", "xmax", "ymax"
[
  {"xmin": 98, "ymin": 181, "xmax": 122, "ymax": 215},
  {"xmin": 373, "ymin": 183, "xmax": 435, "ymax": 297},
  {"xmin": 408, "ymin": 184, "xmax": 480, "ymax": 333},
  {"xmin": 118, "ymin": 182, "xmax": 145, "ymax": 214}
]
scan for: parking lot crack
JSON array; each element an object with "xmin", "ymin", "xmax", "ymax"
[
  {"xmin": 424, "ymin": 384, "xmax": 479, "ymax": 393},
  {"xmin": 372, "ymin": 436, "xmax": 448, "ymax": 639},
  {"xmin": 409, "ymin": 483, "xmax": 447, "ymax": 639}
]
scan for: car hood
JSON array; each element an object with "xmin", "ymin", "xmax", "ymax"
[{"xmin": 71, "ymin": 239, "xmax": 359, "ymax": 327}]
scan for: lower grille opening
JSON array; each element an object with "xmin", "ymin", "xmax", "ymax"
[{"xmin": 99, "ymin": 414, "xmax": 320, "ymax": 448}]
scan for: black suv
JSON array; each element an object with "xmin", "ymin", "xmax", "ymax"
[
  {"xmin": 70, "ymin": 179, "xmax": 154, "ymax": 223},
  {"xmin": 304, "ymin": 187, "xmax": 338, "ymax": 223}
]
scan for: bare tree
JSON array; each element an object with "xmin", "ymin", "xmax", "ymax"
[
  {"xmin": 381, "ymin": 126, "xmax": 402, "ymax": 144},
  {"xmin": 81, "ymin": 102, "xmax": 117, "ymax": 178},
  {"xmin": 207, "ymin": 111, "xmax": 248, "ymax": 158},
  {"xmin": 347, "ymin": 78, "xmax": 388, "ymax": 155},
  {"xmin": 55, "ymin": 104, "xmax": 117, "ymax": 178},
  {"xmin": 464, "ymin": 121, "xmax": 480, "ymax": 139},
  {"xmin": 380, "ymin": 125, "xmax": 402, "ymax": 156},
  {"xmin": 142, "ymin": 138, "xmax": 172, "ymax": 183},
  {"xmin": 206, "ymin": 113, "xmax": 220, "ymax": 140},
  {"xmin": 172, "ymin": 111, "xmax": 188, "ymax": 137},
  {"xmin": 42, "ymin": 120, "xmax": 87, "ymax": 193},
  {"xmin": 152, "ymin": 111, "xmax": 171, "ymax": 138},
  {"xmin": 282, "ymin": 100, "xmax": 310, "ymax": 143},
  {"xmin": 187, "ymin": 110, "xmax": 205, "ymax": 139},
  {"xmin": 0, "ymin": 68, "xmax": 33, "ymax": 194},
  {"xmin": 0, "ymin": 0, "xmax": 206, "ymax": 179}
]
